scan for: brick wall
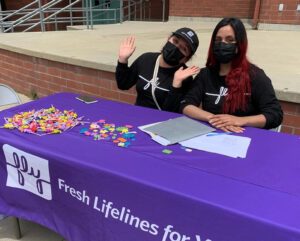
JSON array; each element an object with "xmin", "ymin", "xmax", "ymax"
[
  {"xmin": 0, "ymin": 49, "xmax": 136, "ymax": 104},
  {"xmin": 259, "ymin": 0, "xmax": 300, "ymax": 25},
  {"xmin": 169, "ymin": 0, "xmax": 300, "ymax": 25},
  {"xmin": 280, "ymin": 101, "xmax": 300, "ymax": 135},
  {"xmin": 169, "ymin": 0, "xmax": 256, "ymax": 19},
  {"xmin": 0, "ymin": 49, "xmax": 299, "ymax": 135}
]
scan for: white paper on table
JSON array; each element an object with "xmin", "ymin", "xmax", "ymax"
[{"xmin": 180, "ymin": 133, "xmax": 251, "ymax": 158}]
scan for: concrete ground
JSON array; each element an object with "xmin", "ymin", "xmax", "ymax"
[
  {"xmin": 0, "ymin": 217, "xmax": 65, "ymax": 241},
  {"xmin": 0, "ymin": 20, "xmax": 299, "ymax": 103}
]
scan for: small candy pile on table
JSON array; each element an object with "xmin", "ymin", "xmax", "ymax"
[
  {"xmin": 80, "ymin": 120, "xmax": 135, "ymax": 147},
  {"xmin": 2, "ymin": 106, "xmax": 83, "ymax": 135}
]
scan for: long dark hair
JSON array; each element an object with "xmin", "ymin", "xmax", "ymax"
[{"xmin": 206, "ymin": 17, "xmax": 251, "ymax": 114}]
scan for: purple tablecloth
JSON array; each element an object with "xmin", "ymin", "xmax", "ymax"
[{"xmin": 0, "ymin": 92, "xmax": 300, "ymax": 241}]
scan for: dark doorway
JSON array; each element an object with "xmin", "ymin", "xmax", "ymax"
[
  {"xmin": 145, "ymin": 0, "xmax": 169, "ymax": 21},
  {"xmin": 0, "ymin": 0, "xmax": 7, "ymax": 11}
]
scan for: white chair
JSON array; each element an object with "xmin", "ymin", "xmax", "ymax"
[
  {"xmin": 0, "ymin": 84, "xmax": 22, "ymax": 107},
  {"xmin": 0, "ymin": 84, "xmax": 22, "ymax": 239},
  {"xmin": 270, "ymin": 125, "xmax": 281, "ymax": 132}
]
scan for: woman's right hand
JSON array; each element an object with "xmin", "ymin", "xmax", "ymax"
[{"xmin": 118, "ymin": 36, "xmax": 136, "ymax": 64}]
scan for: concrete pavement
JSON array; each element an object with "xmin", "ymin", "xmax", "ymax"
[
  {"xmin": 0, "ymin": 217, "xmax": 65, "ymax": 241},
  {"xmin": 0, "ymin": 20, "xmax": 299, "ymax": 103}
]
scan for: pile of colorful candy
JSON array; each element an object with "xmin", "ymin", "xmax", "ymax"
[
  {"xmin": 2, "ymin": 106, "xmax": 83, "ymax": 135},
  {"xmin": 80, "ymin": 120, "xmax": 135, "ymax": 147}
]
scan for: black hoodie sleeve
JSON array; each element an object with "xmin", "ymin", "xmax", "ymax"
[
  {"xmin": 115, "ymin": 58, "xmax": 140, "ymax": 90},
  {"xmin": 179, "ymin": 69, "xmax": 205, "ymax": 113},
  {"xmin": 251, "ymin": 68, "xmax": 283, "ymax": 129},
  {"xmin": 162, "ymin": 75, "xmax": 194, "ymax": 113}
]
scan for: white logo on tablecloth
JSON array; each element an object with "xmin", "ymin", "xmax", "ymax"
[{"xmin": 3, "ymin": 144, "xmax": 52, "ymax": 200}]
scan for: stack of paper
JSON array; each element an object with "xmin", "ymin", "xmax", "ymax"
[
  {"xmin": 139, "ymin": 116, "xmax": 215, "ymax": 145},
  {"xmin": 180, "ymin": 133, "xmax": 251, "ymax": 158}
]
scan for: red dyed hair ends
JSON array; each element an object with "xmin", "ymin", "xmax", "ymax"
[{"xmin": 206, "ymin": 17, "xmax": 251, "ymax": 113}]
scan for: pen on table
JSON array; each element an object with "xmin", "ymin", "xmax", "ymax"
[{"xmin": 206, "ymin": 132, "xmax": 232, "ymax": 137}]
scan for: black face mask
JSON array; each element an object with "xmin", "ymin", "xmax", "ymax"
[
  {"xmin": 162, "ymin": 41, "xmax": 185, "ymax": 66},
  {"xmin": 213, "ymin": 42, "xmax": 237, "ymax": 64}
]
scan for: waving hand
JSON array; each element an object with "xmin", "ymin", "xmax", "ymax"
[
  {"xmin": 173, "ymin": 66, "xmax": 199, "ymax": 88},
  {"xmin": 119, "ymin": 36, "xmax": 136, "ymax": 64}
]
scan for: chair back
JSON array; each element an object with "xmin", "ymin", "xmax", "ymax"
[
  {"xmin": 270, "ymin": 125, "xmax": 282, "ymax": 132},
  {"xmin": 0, "ymin": 84, "xmax": 22, "ymax": 106},
  {"xmin": 0, "ymin": 84, "xmax": 23, "ymax": 237}
]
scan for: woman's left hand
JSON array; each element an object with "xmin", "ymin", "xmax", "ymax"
[
  {"xmin": 219, "ymin": 125, "xmax": 245, "ymax": 133},
  {"xmin": 208, "ymin": 114, "xmax": 245, "ymax": 129},
  {"xmin": 173, "ymin": 66, "xmax": 199, "ymax": 88}
]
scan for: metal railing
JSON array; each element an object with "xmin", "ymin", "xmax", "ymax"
[{"xmin": 0, "ymin": 0, "xmax": 152, "ymax": 33}]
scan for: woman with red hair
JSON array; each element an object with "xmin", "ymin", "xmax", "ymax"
[{"xmin": 180, "ymin": 17, "xmax": 283, "ymax": 133}]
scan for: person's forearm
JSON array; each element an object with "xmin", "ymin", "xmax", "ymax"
[
  {"xmin": 183, "ymin": 105, "xmax": 214, "ymax": 122},
  {"xmin": 162, "ymin": 87, "xmax": 182, "ymax": 112},
  {"xmin": 240, "ymin": 114, "xmax": 266, "ymax": 128},
  {"xmin": 115, "ymin": 64, "xmax": 133, "ymax": 90}
]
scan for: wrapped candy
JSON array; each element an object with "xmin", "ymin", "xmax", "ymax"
[
  {"xmin": 80, "ymin": 120, "xmax": 135, "ymax": 147},
  {"xmin": 1, "ymin": 106, "xmax": 84, "ymax": 136}
]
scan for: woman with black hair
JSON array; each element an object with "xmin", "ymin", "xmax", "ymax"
[
  {"xmin": 180, "ymin": 17, "xmax": 283, "ymax": 133},
  {"xmin": 116, "ymin": 28, "xmax": 200, "ymax": 113}
]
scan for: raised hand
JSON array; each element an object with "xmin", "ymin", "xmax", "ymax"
[
  {"xmin": 173, "ymin": 66, "xmax": 199, "ymax": 88},
  {"xmin": 118, "ymin": 36, "xmax": 136, "ymax": 64}
]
